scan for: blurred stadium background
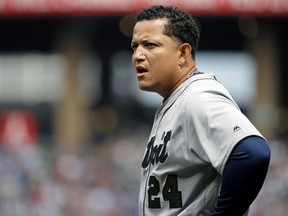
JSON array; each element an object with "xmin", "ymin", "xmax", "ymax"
[{"xmin": 0, "ymin": 0, "xmax": 287, "ymax": 215}]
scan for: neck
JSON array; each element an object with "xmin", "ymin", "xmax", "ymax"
[
  {"xmin": 162, "ymin": 65, "xmax": 198, "ymax": 99},
  {"xmin": 186, "ymin": 65, "xmax": 198, "ymax": 79}
]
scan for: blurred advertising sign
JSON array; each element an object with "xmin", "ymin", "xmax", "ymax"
[
  {"xmin": 0, "ymin": 0, "xmax": 287, "ymax": 16},
  {"xmin": 0, "ymin": 110, "xmax": 38, "ymax": 148}
]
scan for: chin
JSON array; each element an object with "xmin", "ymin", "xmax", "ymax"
[
  {"xmin": 138, "ymin": 81, "xmax": 157, "ymax": 93},
  {"xmin": 139, "ymin": 85, "xmax": 149, "ymax": 91},
  {"xmin": 139, "ymin": 85, "xmax": 151, "ymax": 92}
]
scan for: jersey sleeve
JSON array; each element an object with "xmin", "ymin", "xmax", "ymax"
[{"xmin": 183, "ymin": 86, "xmax": 263, "ymax": 174}]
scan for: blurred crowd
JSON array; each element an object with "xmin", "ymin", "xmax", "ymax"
[
  {"xmin": 0, "ymin": 126, "xmax": 148, "ymax": 216},
  {"xmin": 0, "ymin": 125, "xmax": 287, "ymax": 216}
]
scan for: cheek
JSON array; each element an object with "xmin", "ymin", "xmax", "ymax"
[
  {"xmin": 149, "ymin": 51, "xmax": 179, "ymax": 75},
  {"xmin": 152, "ymin": 54, "xmax": 174, "ymax": 68},
  {"xmin": 152, "ymin": 63, "xmax": 177, "ymax": 85},
  {"xmin": 155, "ymin": 55, "xmax": 178, "ymax": 72}
]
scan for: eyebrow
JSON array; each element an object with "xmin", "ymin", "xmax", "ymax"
[
  {"xmin": 131, "ymin": 38, "xmax": 155, "ymax": 45},
  {"xmin": 130, "ymin": 41, "xmax": 138, "ymax": 47}
]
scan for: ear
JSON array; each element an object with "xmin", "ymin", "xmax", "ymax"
[{"xmin": 178, "ymin": 43, "xmax": 192, "ymax": 66}]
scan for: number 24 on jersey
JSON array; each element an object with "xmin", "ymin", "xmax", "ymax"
[{"xmin": 148, "ymin": 175, "xmax": 183, "ymax": 208}]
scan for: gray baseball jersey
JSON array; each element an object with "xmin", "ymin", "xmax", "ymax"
[{"xmin": 139, "ymin": 73, "xmax": 262, "ymax": 216}]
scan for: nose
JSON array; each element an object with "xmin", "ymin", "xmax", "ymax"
[{"xmin": 132, "ymin": 46, "xmax": 145, "ymax": 62}]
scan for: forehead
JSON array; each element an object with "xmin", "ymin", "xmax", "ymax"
[{"xmin": 132, "ymin": 18, "xmax": 168, "ymax": 40}]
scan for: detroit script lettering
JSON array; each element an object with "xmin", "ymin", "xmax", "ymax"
[{"xmin": 142, "ymin": 131, "xmax": 171, "ymax": 168}]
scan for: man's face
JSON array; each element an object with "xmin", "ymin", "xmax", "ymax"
[{"xmin": 131, "ymin": 18, "xmax": 182, "ymax": 98}]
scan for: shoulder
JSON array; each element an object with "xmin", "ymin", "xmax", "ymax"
[
  {"xmin": 183, "ymin": 75, "xmax": 237, "ymax": 108},
  {"xmin": 178, "ymin": 75, "xmax": 241, "ymax": 124}
]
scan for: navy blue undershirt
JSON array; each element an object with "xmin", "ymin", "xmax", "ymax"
[{"xmin": 210, "ymin": 136, "xmax": 271, "ymax": 216}]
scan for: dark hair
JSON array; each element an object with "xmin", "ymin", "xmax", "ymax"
[{"xmin": 135, "ymin": 5, "xmax": 200, "ymax": 59}]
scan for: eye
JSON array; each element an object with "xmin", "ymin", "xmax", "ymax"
[
  {"xmin": 131, "ymin": 43, "xmax": 138, "ymax": 51},
  {"xmin": 145, "ymin": 43, "xmax": 156, "ymax": 48}
]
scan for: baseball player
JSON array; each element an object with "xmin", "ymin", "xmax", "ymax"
[{"xmin": 131, "ymin": 5, "xmax": 271, "ymax": 216}]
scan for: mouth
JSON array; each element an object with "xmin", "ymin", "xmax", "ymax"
[{"xmin": 135, "ymin": 66, "xmax": 148, "ymax": 74}]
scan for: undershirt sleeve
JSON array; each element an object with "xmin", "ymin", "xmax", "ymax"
[{"xmin": 210, "ymin": 135, "xmax": 271, "ymax": 216}]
